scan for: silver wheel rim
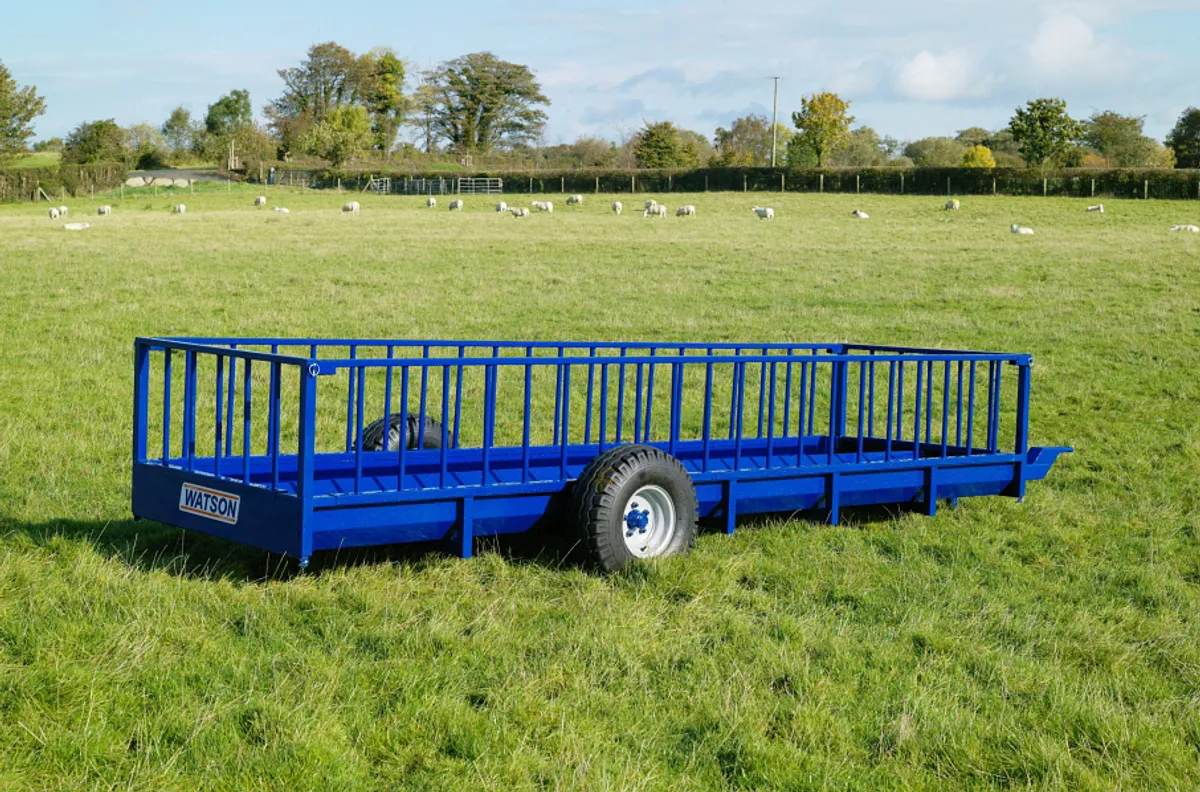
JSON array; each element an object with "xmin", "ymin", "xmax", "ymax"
[{"xmin": 622, "ymin": 485, "xmax": 677, "ymax": 558}]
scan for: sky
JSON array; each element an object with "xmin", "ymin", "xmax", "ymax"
[{"xmin": 3, "ymin": 0, "xmax": 1199, "ymax": 146}]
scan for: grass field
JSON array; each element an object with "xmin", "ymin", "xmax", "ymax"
[
  {"xmin": 7, "ymin": 151, "xmax": 63, "ymax": 169},
  {"xmin": 1, "ymin": 188, "xmax": 1199, "ymax": 790}
]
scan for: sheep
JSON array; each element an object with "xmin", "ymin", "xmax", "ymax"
[
  {"xmin": 449, "ymin": 199, "xmax": 464, "ymax": 211},
  {"xmin": 851, "ymin": 209, "xmax": 869, "ymax": 219},
  {"xmin": 1011, "ymin": 224, "xmax": 1034, "ymax": 235},
  {"xmin": 645, "ymin": 199, "xmax": 659, "ymax": 210},
  {"xmin": 643, "ymin": 204, "xmax": 667, "ymax": 219},
  {"xmin": 96, "ymin": 205, "xmax": 112, "ymax": 216},
  {"xmin": 48, "ymin": 207, "xmax": 60, "ymax": 220},
  {"xmin": 1170, "ymin": 224, "xmax": 1200, "ymax": 233},
  {"xmin": 58, "ymin": 206, "xmax": 69, "ymax": 217},
  {"xmin": 63, "ymin": 222, "xmax": 90, "ymax": 231},
  {"xmin": 495, "ymin": 201, "xmax": 508, "ymax": 212},
  {"xmin": 1086, "ymin": 204, "xmax": 1104, "ymax": 213},
  {"xmin": 566, "ymin": 194, "xmax": 584, "ymax": 206},
  {"xmin": 612, "ymin": 201, "xmax": 623, "ymax": 216},
  {"xmin": 173, "ymin": 204, "xmax": 187, "ymax": 214},
  {"xmin": 945, "ymin": 200, "xmax": 960, "ymax": 211},
  {"xmin": 254, "ymin": 196, "xmax": 267, "ymax": 207},
  {"xmin": 427, "ymin": 197, "xmax": 437, "ymax": 208},
  {"xmin": 510, "ymin": 207, "xmax": 530, "ymax": 218},
  {"xmin": 752, "ymin": 206, "xmax": 774, "ymax": 221},
  {"xmin": 531, "ymin": 201, "xmax": 553, "ymax": 213},
  {"xmin": 676, "ymin": 205, "xmax": 696, "ymax": 217},
  {"xmin": 273, "ymin": 207, "xmax": 290, "ymax": 214},
  {"xmin": 341, "ymin": 201, "xmax": 360, "ymax": 214}
]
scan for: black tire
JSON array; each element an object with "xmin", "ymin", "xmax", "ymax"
[
  {"xmin": 356, "ymin": 413, "xmax": 448, "ymax": 451},
  {"xmin": 571, "ymin": 444, "xmax": 698, "ymax": 573}
]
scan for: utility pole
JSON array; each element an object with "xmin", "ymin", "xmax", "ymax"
[{"xmin": 770, "ymin": 76, "xmax": 781, "ymax": 167}]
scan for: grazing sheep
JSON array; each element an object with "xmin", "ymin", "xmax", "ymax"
[
  {"xmin": 173, "ymin": 204, "xmax": 186, "ymax": 214},
  {"xmin": 644, "ymin": 199, "xmax": 659, "ymax": 211},
  {"xmin": 752, "ymin": 206, "xmax": 775, "ymax": 221},
  {"xmin": 427, "ymin": 197, "xmax": 437, "ymax": 208},
  {"xmin": 1170, "ymin": 224, "xmax": 1200, "ymax": 233},
  {"xmin": 48, "ymin": 207, "xmax": 60, "ymax": 220},
  {"xmin": 566, "ymin": 194, "xmax": 584, "ymax": 206},
  {"xmin": 58, "ymin": 206, "xmax": 69, "ymax": 217},
  {"xmin": 449, "ymin": 199, "xmax": 464, "ymax": 211},
  {"xmin": 254, "ymin": 196, "xmax": 267, "ymax": 207},
  {"xmin": 852, "ymin": 209, "xmax": 869, "ymax": 219},
  {"xmin": 495, "ymin": 201, "xmax": 508, "ymax": 212},
  {"xmin": 63, "ymin": 222, "xmax": 90, "ymax": 231},
  {"xmin": 676, "ymin": 205, "xmax": 696, "ymax": 217},
  {"xmin": 531, "ymin": 201, "xmax": 553, "ymax": 213},
  {"xmin": 612, "ymin": 201, "xmax": 623, "ymax": 216},
  {"xmin": 510, "ymin": 207, "xmax": 530, "ymax": 218},
  {"xmin": 1087, "ymin": 204, "xmax": 1104, "ymax": 213},
  {"xmin": 945, "ymin": 200, "xmax": 960, "ymax": 211},
  {"xmin": 643, "ymin": 204, "xmax": 667, "ymax": 219},
  {"xmin": 97, "ymin": 205, "xmax": 112, "ymax": 216},
  {"xmin": 273, "ymin": 207, "xmax": 290, "ymax": 213},
  {"xmin": 341, "ymin": 201, "xmax": 360, "ymax": 214},
  {"xmin": 1011, "ymin": 224, "xmax": 1034, "ymax": 235}
]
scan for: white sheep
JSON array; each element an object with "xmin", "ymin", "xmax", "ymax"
[
  {"xmin": 676, "ymin": 205, "xmax": 696, "ymax": 217},
  {"xmin": 254, "ymin": 196, "xmax": 267, "ymax": 207},
  {"xmin": 852, "ymin": 209, "xmax": 869, "ymax": 219},
  {"xmin": 273, "ymin": 207, "xmax": 290, "ymax": 213},
  {"xmin": 97, "ymin": 205, "xmax": 112, "ymax": 216},
  {"xmin": 644, "ymin": 199, "xmax": 658, "ymax": 210},
  {"xmin": 427, "ymin": 197, "xmax": 437, "ymax": 208},
  {"xmin": 449, "ymin": 199, "xmax": 464, "ymax": 211},
  {"xmin": 63, "ymin": 222, "xmax": 90, "ymax": 231},
  {"xmin": 566, "ymin": 194, "xmax": 584, "ymax": 206},
  {"xmin": 341, "ymin": 201, "xmax": 360, "ymax": 214},
  {"xmin": 945, "ymin": 200, "xmax": 960, "ymax": 211},
  {"xmin": 752, "ymin": 206, "xmax": 774, "ymax": 221},
  {"xmin": 1086, "ymin": 204, "xmax": 1104, "ymax": 213},
  {"xmin": 1170, "ymin": 224, "xmax": 1200, "ymax": 233},
  {"xmin": 173, "ymin": 204, "xmax": 187, "ymax": 214},
  {"xmin": 510, "ymin": 207, "xmax": 530, "ymax": 218},
  {"xmin": 495, "ymin": 201, "xmax": 508, "ymax": 212},
  {"xmin": 58, "ymin": 206, "xmax": 69, "ymax": 217},
  {"xmin": 531, "ymin": 201, "xmax": 553, "ymax": 213},
  {"xmin": 612, "ymin": 201, "xmax": 623, "ymax": 216},
  {"xmin": 48, "ymin": 207, "xmax": 60, "ymax": 220},
  {"xmin": 1011, "ymin": 224, "xmax": 1034, "ymax": 235},
  {"xmin": 643, "ymin": 204, "xmax": 667, "ymax": 219}
]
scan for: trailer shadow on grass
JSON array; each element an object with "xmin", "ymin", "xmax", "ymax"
[{"xmin": 6, "ymin": 502, "xmax": 922, "ymax": 585}]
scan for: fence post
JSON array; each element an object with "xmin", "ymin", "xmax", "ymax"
[
  {"xmin": 781, "ymin": 173, "xmax": 785, "ymax": 192},
  {"xmin": 900, "ymin": 173, "xmax": 904, "ymax": 194},
  {"xmin": 561, "ymin": 176, "xmax": 565, "ymax": 193},
  {"xmin": 820, "ymin": 174, "xmax": 824, "ymax": 193},
  {"xmin": 947, "ymin": 176, "xmax": 951, "ymax": 196},
  {"xmin": 1091, "ymin": 178, "xmax": 1095, "ymax": 198},
  {"xmin": 596, "ymin": 176, "xmax": 599, "ymax": 194},
  {"xmin": 632, "ymin": 175, "xmax": 636, "ymax": 193},
  {"xmin": 668, "ymin": 174, "xmax": 672, "ymax": 192},
  {"xmin": 1144, "ymin": 180, "xmax": 1149, "ymax": 200},
  {"xmin": 857, "ymin": 174, "xmax": 861, "ymax": 194},
  {"xmin": 705, "ymin": 175, "xmax": 709, "ymax": 192},
  {"xmin": 993, "ymin": 177, "xmax": 997, "ymax": 195},
  {"xmin": 743, "ymin": 174, "xmax": 747, "ymax": 192},
  {"xmin": 1043, "ymin": 177, "xmax": 1047, "ymax": 197}
]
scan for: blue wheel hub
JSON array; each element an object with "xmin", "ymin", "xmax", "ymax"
[{"xmin": 625, "ymin": 504, "xmax": 651, "ymax": 536}]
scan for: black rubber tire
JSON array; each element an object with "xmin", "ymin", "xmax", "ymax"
[
  {"xmin": 571, "ymin": 444, "xmax": 698, "ymax": 573},
  {"xmin": 356, "ymin": 413, "xmax": 448, "ymax": 451}
]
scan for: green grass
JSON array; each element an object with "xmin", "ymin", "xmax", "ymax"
[
  {"xmin": 2, "ymin": 191, "xmax": 1200, "ymax": 790},
  {"xmin": 7, "ymin": 151, "xmax": 62, "ymax": 169}
]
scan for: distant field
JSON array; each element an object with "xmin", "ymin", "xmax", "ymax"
[
  {"xmin": 7, "ymin": 151, "xmax": 62, "ymax": 169},
  {"xmin": 1, "ymin": 190, "xmax": 1199, "ymax": 790}
]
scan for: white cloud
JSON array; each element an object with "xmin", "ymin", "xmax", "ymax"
[
  {"xmin": 1027, "ymin": 12, "xmax": 1108, "ymax": 76},
  {"xmin": 893, "ymin": 51, "xmax": 978, "ymax": 102}
]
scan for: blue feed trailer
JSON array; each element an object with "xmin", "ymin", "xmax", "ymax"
[{"xmin": 131, "ymin": 339, "xmax": 1070, "ymax": 571}]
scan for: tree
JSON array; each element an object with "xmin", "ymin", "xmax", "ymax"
[
  {"xmin": 271, "ymin": 42, "xmax": 362, "ymax": 124},
  {"xmin": 32, "ymin": 137, "xmax": 62, "ymax": 153},
  {"xmin": 633, "ymin": 121, "xmax": 691, "ymax": 168},
  {"xmin": 0, "ymin": 59, "xmax": 46, "ymax": 162},
  {"xmin": 426, "ymin": 52, "xmax": 549, "ymax": 152},
  {"xmin": 791, "ymin": 92, "xmax": 854, "ymax": 167},
  {"xmin": 205, "ymin": 89, "xmax": 252, "ymax": 136},
  {"xmin": 677, "ymin": 128, "xmax": 712, "ymax": 167},
  {"xmin": 954, "ymin": 127, "xmax": 992, "ymax": 148},
  {"xmin": 62, "ymin": 119, "xmax": 128, "ymax": 164},
  {"xmin": 962, "ymin": 144, "xmax": 997, "ymax": 168},
  {"xmin": 161, "ymin": 106, "xmax": 201, "ymax": 159},
  {"xmin": 301, "ymin": 105, "xmax": 373, "ymax": 167},
  {"xmin": 1166, "ymin": 108, "xmax": 1200, "ymax": 169},
  {"xmin": 126, "ymin": 122, "xmax": 167, "ymax": 169},
  {"xmin": 712, "ymin": 115, "xmax": 786, "ymax": 167},
  {"xmin": 903, "ymin": 137, "xmax": 967, "ymax": 167},
  {"xmin": 359, "ymin": 48, "xmax": 409, "ymax": 156},
  {"xmin": 828, "ymin": 126, "xmax": 888, "ymax": 166},
  {"xmin": 1081, "ymin": 111, "xmax": 1166, "ymax": 168},
  {"xmin": 1009, "ymin": 98, "xmax": 1083, "ymax": 167}
]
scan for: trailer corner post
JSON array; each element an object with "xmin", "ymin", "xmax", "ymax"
[
  {"xmin": 133, "ymin": 340, "xmax": 150, "ymax": 465},
  {"xmin": 297, "ymin": 362, "xmax": 319, "ymax": 568},
  {"xmin": 1013, "ymin": 360, "xmax": 1032, "ymax": 501},
  {"xmin": 725, "ymin": 480, "xmax": 737, "ymax": 535},
  {"xmin": 459, "ymin": 497, "xmax": 475, "ymax": 559}
]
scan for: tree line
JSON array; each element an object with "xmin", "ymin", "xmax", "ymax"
[{"xmin": 2, "ymin": 49, "xmax": 1200, "ymax": 172}]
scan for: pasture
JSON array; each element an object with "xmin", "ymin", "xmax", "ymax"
[{"xmin": 1, "ymin": 189, "xmax": 1199, "ymax": 790}]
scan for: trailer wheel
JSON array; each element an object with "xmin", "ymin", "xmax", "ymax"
[
  {"xmin": 572, "ymin": 445, "xmax": 698, "ymax": 573},
  {"xmin": 357, "ymin": 414, "xmax": 448, "ymax": 451}
]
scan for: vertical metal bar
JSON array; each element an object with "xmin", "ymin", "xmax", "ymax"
[
  {"xmin": 481, "ymin": 365, "xmax": 495, "ymax": 486},
  {"xmin": 214, "ymin": 354, "xmax": 224, "ymax": 477},
  {"xmin": 344, "ymin": 345, "xmax": 357, "ymax": 452},
  {"xmin": 397, "ymin": 368, "xmax": 409, "ymax": 490},
  {"xmin": 702, "ymin": 361, "xmax": 713, "ymax": 473},
  {"xmin": 599, "ymin": 363, "xmax": 610, "ymax": 452},
  {"xmin": 269, "ymin": 362, "xmax": 281, "ymax": 490},
  {"xmin": 912, "ymin": 360, "xmax": 924, "ymax": 461},
  {"xmin": 856, "ymin": 362, "xmax": 866, "ymax": 464},
  {"xmin": 766, "ymin": 361, "xmax": 777, "ymax": 468},
  {"xmin": 617, "ymin": 349, "xmax": 628, "ymax": 444},
  {"xmin": 733, "ymin": 363, "xmax": 745, "ymax": 471},
  {"xmin": 827, "ymin": 361, "xmax": 838, "ymax": 466},
  {"xmin": 885, "ymin": 362, "xmax": 896, "ymax": 461},
  {"xmin": 797, "ymin": 361, "xmax": 808, "ymax": 466},
  {"xmin": 224, "ymin": 352, "xmax": 237, "ymax": 455},
  {"xmin": 668, "ymin": 362, "xmax": 682, "ymax": 457},
  {"xmin": 782, "ymin": 357, "xmax": 793, "ymax": 439},
  {"xmin": 183, "ymin": 350, "xmax": 197, "ymax": 470},
  {"xmin": 354, "ymin": 367, "xmax": 365, "ymax": 494},
  {"xmin": 553, "ymin": 346, "xmax": 564, "ymax": 446},
  {"xmin": 895, "ymin": 361, "xmax": 906, "ymax": 444},
  {"xmin": 990, "ymin": 362, "xmax": 1003, "ymax": 453},
  {"xmin": 133, "ymin": 341, "xmax": 150, "ymax": 465},
  {"xmin": 956, "ymin": 361, "xmax": 964, "ymax": 448},
  {"xmin": 418, "ymin": 346, "xmax": 429, "ymax": 448},
  {"xmin": 941, "ymin": 362, "xmax": 951, "ymax": 458},
  {"xmin": 585, "ymin": 353, "xmax": 595, "ymax": 445},
  {"xmin": 644, "ymin": 352, "xmax": 656, "ymax": 443},
  {"xmin": 440, "ymin": 366, "xmax": 451, "ymax": 489},
  {"xmin": 522, "ymin": 362, "xmax": 533, "ymax": 483},
  {"xmin": 632, "ymin": 363, "xmax": 643, "ymax": 445},
  {"xmin": 453, "ymin": 350, "xmax": 464, "ymax": 449},
  {"xmin": 560, "ymin": 365, "xmax": 572, "ymax": 480},
  {"xmin": 807, "ymin": 357, "xmax": 818, "ymax": 436},
  {"xmin": 728, "ymin": 351, "xmax": 740, "ymax": 440},
  {"xmin": 966, "ymin": 362, "xmax": 977, "ymax": 456},
  {"xmin": 297, "ymin": 366, "xmax": 317, "ymax": 562},
  {"xmin": 384, "ymin": 344, "xmax": 395, "ymax": 440},
  {"xmin": 242, "ymin": 360, "xmax": 252, "ymax": 484},
  {"xmin": 925, "ymin": 359, "xmax": 934, "ymax": 449},
  {"xmin": 1015, "ymin": 362, "xmax": 1030, "ymax": 455},
  {"xmin": 867, "ymin": 358, "xmax": 876, "ymax": 439},
  {"xmin": 757, "ymin": 350, "xmax": 768, "ymax": 438},
  {"xmin": 161, "ymin": 350, "xmax": 172, "ymax": 465}
]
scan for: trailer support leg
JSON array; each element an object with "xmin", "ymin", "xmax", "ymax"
[
  {"xmin": 827, "ymin": 473, "xmax": 841, "ymax": 526},
  {"xmin": 725, "ymin": 480, "xmax": 737, "ymax": 535},
  {"xmin": 459, "ymin": 497, "xmax": 474, "ymax": 559},
  {"xmin": 925, "ymin": 467, "xmax": 938, "ymax": 517}
]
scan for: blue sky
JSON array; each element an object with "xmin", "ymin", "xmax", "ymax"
[{"xmin": 3, "ymin": 0, "xmax": 1198, "ymax": 145}]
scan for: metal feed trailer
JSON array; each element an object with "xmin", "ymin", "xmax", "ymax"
[{"xmin": 131, "ymin": 338, "xmax": 1070, "ymax": 571}]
